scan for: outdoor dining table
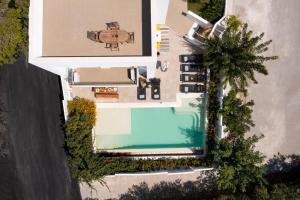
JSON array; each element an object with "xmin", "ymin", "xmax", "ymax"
[{"xmin": 98, "ymin": 30, "xmax": 130, "ymax": 44}]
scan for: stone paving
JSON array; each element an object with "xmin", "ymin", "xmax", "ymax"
[{"xmin": 229, "ymin": 0, "xmax": 300, "ymax": 159}]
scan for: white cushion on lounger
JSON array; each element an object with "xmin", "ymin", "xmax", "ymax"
[
  {"xmin": 139, "ymin": 94, "xmax": 145, "ymax": 99},
  {"xmin": 184, "ymin": 87, "xmax": 189, "ymax": 92},
  {"xmin": 185, "ymin": 66, "xmax": 189, "ymax": 71},
  {"xmin": 184, "ymin": 76, "xmax": 189, "ymax": 81},
  {"xmin": 154, "ymin": 94, "xmax": 160, "ymax": 99}
]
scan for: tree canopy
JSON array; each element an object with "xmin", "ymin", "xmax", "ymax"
[
  {"xmin": 221, "ymin": 90, "xmax": 255, "ymax": 136},
  {"xmin": 200, "ymin": 0, "xmax": 225, "ymax": 23},
  {"xmin": 205, "ymin": 23, "xmax": 278, "ymax": 95},
  {"xmin": 213, "ymin": 134, "xmax": 266, "ymax": 193},
  {"xmin": 0, "ymin": 0, "xmax": 29, "ymax": 65},
  {"xmin": 0, "ymin": 6, "xmax": 24, "ymax": 65}
]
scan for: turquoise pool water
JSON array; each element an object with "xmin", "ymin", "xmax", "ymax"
[{"xmin": 96, "ymin": 101, "xmax": 205, "ymax": 150}]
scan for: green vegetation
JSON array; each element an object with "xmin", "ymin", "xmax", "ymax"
[
  {"xmin": 67, "ymin": 98, "xmax": 96, "ymax": 126},
  {"xmin": 187, "ymin": 0, "xmax": 209, "ymax": 14},
  {"xmin": 65, "ymin": 98, "xmax": 208, "ymax": 184},
  {"xmin": 205, "ymin": 23, "xmax": 278, "ymax": 95},
  {"xmin": 64, "ymin": 98, "xmax": 96, "ymax": 182},
  {"xmin": 225, "ymin": 15, "xmax": 242, "ymax": 33},
  {"xmin": 187, "ymin": 0, "xmax": 225, "ymax": 23},
  {"xmin": 0, "ymin": 0, "xmax": 29, "ymax": 65},
  {"xmin": 213, "ymin": 134, "xmax": 266, "ymax": 193},
  {"xmin": 204, "ymin": 17, "xmax": 279, "ymax": 197},
  {"xmin": 0, "ymin": 5, "xmax": 24, "ymax": 65},
  {"xmin": 85, "ymin": 156, "xmax": 208, "ymax": 176},
  {"xmin": 221, "ymin": 90, "xmax": 255, "ymax": 136},
  {"xmin": 205, "ymin": 70, "xmax": 219, "ymax": 162}
]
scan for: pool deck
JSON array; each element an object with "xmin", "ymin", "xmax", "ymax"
[
  {"xmin": 70, "ymin": 0, "xmax": 200, "ymax": 105},
  {"xmin": 71, "ymin": 29, "xmax": 199, "ymax": 105},
  {"xmin": 93, "ymin": 97, "xmax": 206, "ymax": 155},
  {"xmin": 71, "ymin": 0, "xmax": 206, "ymax": 156}
]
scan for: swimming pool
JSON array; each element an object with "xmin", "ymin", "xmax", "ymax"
[{"xmin": 95, "ymin": 99, "xmax": 206, "ymax": 150}]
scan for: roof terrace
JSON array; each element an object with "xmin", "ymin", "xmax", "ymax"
[{"xmin": 42, "ymin": 0, "xmax": 152, "ymax": 57}]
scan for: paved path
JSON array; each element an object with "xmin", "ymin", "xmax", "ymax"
[
  {"xmin": 230, "ymin": 0, "xmax": 300, "ymax": 158},
  {"xmin": 80, "ymin": 169, "xmax": 213, "ymax": 200}
]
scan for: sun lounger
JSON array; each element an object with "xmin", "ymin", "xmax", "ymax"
[
  {"xmin": 180, "ymin": 84, "xmax": 206, "ymax": 93},
  {"xmin": 180, "ymin": 64, "xmax": 204, "ymax": 72},
  {"xmin": 180, "ymin": 74, "xmax": 206, "ymax": 83},
  {"xmin": 179, "ymin": 54, "xmax": 203, "ymax": 63},
  {"xmin": 137, "ymin": 87, "xmax": 146, "ymax": 100},
  {"xmin": 151, "ymin": 85, "xmax": 160, "ymax": 100},
  {"xmin": 150, "ymin": 78, "xmax": 161, "ymax": 100}
]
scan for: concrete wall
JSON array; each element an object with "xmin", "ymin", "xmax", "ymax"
[
  {"xmin": 155, "ymin": 0, "xmax": 170, "ymax": 24},
  {"xmin": 105, "ymin": 167, "xmax": 213, "ymax": 178}
]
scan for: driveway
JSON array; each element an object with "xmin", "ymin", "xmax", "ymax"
[
  {"xmin": 230, "ymin": 0, "xmax": 300, "ymax": 158},
  {"xmin": 0, "ymin": 57, "xmax": 81, "ymax": 200}
]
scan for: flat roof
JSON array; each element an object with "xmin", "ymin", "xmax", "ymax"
[
  {"xmin": 75, "ymin": 67, "xmax": 133, "ymax": 84},
  {"xmin": 42, "ymin": 0, "xmax": 152, "ymax": 57}
]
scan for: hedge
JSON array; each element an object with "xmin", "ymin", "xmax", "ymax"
[
  {"xmin": 205, "ymin": 70, "xmax": 220, "ymax": 162},
  {"xmin": 187, "ymin": 0, "xmax": 225, "ymax": 23},
  {"xmin": 200, "ymin": 0, "xmax": 225, "ymax": 23}
]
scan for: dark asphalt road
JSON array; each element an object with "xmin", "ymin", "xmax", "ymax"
[{"xmin": 0, "ymin": 57, "xmax": 81, "ymax": 200}]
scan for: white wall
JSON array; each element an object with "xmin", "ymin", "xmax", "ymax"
[
  {"xmin": 29, "ymin": 0, "xmax": 159, "ymax": 77},
  {"xmin": 154, "ymin": 0, "xmax": 170, "ymax": 24}
]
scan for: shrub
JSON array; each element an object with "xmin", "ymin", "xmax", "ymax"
[
  {"xmin": 200, "ymin": 0, "xmax": 225, "ymax": 23},
  {"xmin": 206, "ymin": 70, "xmax": 220, "ymax": 162},
  {"xmin": 213, "ymin": 134, "xmax": 266, "ymax": 193},
  {"xmin": 89, "ymin": 156, "xmax": 209, "ymax": 179},
  {"xmin": 187, "ymin": 0, "xmax": 225, "ymax": 23},
  {"xmin": 0, "ymin": 6, "xmax": 24, "ymax": 65},
  {"xmin": 225, "ymin": 15, "xmax": 242, "ymax": 33},
  {"xmin": 64, "ymin": 111, "xmax": 94, "ymax": 181},
  {"xmin": 67, "ymin": 98, "xmax": 96, "ymax": 126},
  {"xmin": 220, "ymin": 90, "xmax": 255, "ymax": 136}
]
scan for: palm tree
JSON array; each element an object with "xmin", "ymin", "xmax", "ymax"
[{"xmin": 205, "ymin": 23, "xmax": 278, "ymax": 95}]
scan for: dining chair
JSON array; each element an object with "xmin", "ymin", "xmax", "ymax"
[
  {"xmin": 106, "ymin": 22, "xmax": 120, "ymax": 30},
  {"xmin": 111, "ymin": 43, "xmax": 119, "ymax": 51},
  {"xmin": 87, "ymin": 31, "xmax": 101, "ymax": 42},
  {"xmin": 127, "ymin": 32, "xmax": 135, "ymax": 43}
]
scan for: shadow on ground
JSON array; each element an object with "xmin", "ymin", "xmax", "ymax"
[
  {"xmin": 265, "ymin": 153, "xmax": 300, "ymax": 184},
  {"xmin": 108, "ymin": 170, "xmax": 217, "ymax": 200},
  {"xmin": 0, "ymin": 56, "xmax": 81, "ymax": 200}
]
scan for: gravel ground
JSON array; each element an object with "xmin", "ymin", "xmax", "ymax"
[{"xmin": 230, "ymin": 0, "xmax": 300, "ymax": 159}]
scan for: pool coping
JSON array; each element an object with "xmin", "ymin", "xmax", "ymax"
[
  {"xmin": 92, "ymin": 92, "xmax": 208, "ymax": 156},
  {"xmin": 94, "ymin": 148, "xmax": 203, "ymax": 155}
]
